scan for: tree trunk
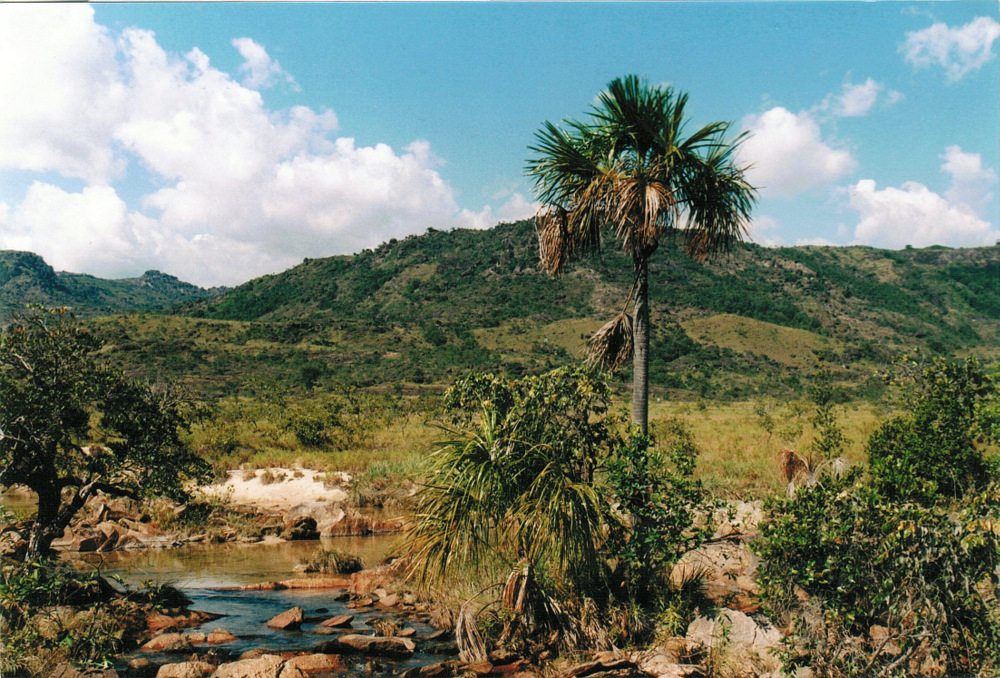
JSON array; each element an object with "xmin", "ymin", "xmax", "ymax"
[
  {"xmin": 25, "ymin": 485, "xmax": 62, "ymax": 562},
  {"xmin": 631, "ymin": 258, "xmax": 650, "ymax": 435}
]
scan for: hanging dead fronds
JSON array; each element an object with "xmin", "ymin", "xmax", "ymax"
[
  {"xmin": 456, "ymin": 599, "xmax": 488, "ymax": 663},
  {"xmin": 501, "ymin": 559, "xmax": 534, "ymax": 615},
  {"xmin": 586, "ymin": 311, "xmax": 633, "ymax": 373}
]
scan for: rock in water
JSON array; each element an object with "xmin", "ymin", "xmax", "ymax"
[{"xmin": 267, "ymin": 606, "xmax": 304, "ymax": 630}]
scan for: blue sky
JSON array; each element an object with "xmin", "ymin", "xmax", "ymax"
[{"xmin": 1, "ymin": 2, "xmax": 997, "ymax": 287}]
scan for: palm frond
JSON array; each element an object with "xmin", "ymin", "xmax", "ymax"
[
  {"xmin": 676, "ymin": 138, "xmax": 756, "ymax": 260},
  {"xmin": 585, "ymin": 311, "xmax": 633, "ymax": 373}
]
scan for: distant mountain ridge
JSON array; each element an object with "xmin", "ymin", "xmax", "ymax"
[
  {"xmin": 0, "ymin": 250, "xmax": 223, "ymax": 322},
  {"xmin": 82, "ymin": 220, "xmax": 999, "ymax": 400},
  {"xmin": 5, "ymin": 222, "xmax": 997, "ymax": 399}
]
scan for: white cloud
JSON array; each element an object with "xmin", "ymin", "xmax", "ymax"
[
  {"xmin": 0, "ymin": 5, "xmax": 125, "ymax": 183},
  {"xmin": 816, "ymin": 78, "xmax": 901, "ymax": 118},
  {"xmin": 746, "ymin": 215, "xmax": 784, "ymax": 246},
  {"xmin": 0, "ymin": 6, "xmax": 499, "ymax": 287},
  {"xmin": 848, "ymin": 178, "xmax": 998, "ymax": 249},
  {"xmin": 739, "ymin": 107, "xmax": 857, "ymax": 197},
  {"xmin": 832, "ymin": 78, "xmax": 882, "ymax": 117},
  {"xmin": 497, "ymin": 193, "xmax": 541, "ymax": 222},
  {"xmin": 941, "ymin": 145, "xmax": 997, "ymax": 214},
  {"xmin": 902, "ymin": 16, "xmax": 1000, "ymax": 81},
  {"xmin": 233, "ymin": 37, "xmax": 298, "ymax": 91}
]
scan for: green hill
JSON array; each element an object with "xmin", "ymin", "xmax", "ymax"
[
  {"xmin": 82, "ymin": 220, "xmax": 999, "ymax": 400},
  {"xmin": 0, "ymin": 250, "xmax": 222, "ymax": 322}
]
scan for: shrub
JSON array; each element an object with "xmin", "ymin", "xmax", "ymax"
[
  {"xmin": 755, "ymin": 472, "xmax": 1000, "ymax": 677},
  {"xmin": 606, "ymin": 421, "xmax": 710, "ymax": 603},
  {"xmin": 868, "ymin": 355, "xmax": 996, "ymax": 503},
  {"xmin": 298, "ymin": 549, "xmax": 365, "ymax": 574},
  {"xmin": 0, "ymin": 559, "xmax": 147, "ymax": 675}
]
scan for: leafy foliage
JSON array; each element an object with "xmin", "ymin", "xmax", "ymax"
[
  {"xmin": 406, "ymin": 366, "xmax": 620, "ymax": 600},
  {"xmin": 754, "ymin": 356, "xmax": 1000, "ymax": 677},
  {"xmin": 868, "ymin": 355, "xmax": 996, "ymax": 503},
  {"xmin": 0, "ymin": 308, "xmax": 211, "ymax": 560},
  {"xmin": 0, "ymin": 559, "xmax": 146, "ymax": 675},
  {"xmin": 756, "ymin": 471, "xmax": 1000, "ymax": 677},
  {"xmin": 605, "ymin": 422, "xmax": 709, "ymax": 602}
]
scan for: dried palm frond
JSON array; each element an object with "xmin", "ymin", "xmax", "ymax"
[
  {"xmin": 586, "ymin": 311, "xmax": 633, "ymax": 373},
  {"xmin": 536, "ymin": 207, "xmax": 571, "ymax": 276},
  {"xmin": 501, "ymin": 559, "xmax": 533, "ymax": 615},
  {"xmin": 456, "ymin": 600, "xmax": 488, "ymax": 663}
]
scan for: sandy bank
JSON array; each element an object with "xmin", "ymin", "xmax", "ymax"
[{"xmin": 200, "ymin": 468, "xmax": 349, "ymax": 509}]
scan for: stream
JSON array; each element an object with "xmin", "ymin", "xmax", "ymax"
[{"xmin": 68, "ymin": 537, "xmax": 447, "ymax": 675}]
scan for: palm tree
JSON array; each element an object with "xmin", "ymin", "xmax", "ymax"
[{"xmin": 526, "ymin": 75, "xmax": 756, "ymax": 434}]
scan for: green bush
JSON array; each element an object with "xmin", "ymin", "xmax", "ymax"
[
  {"xmin": 868, "ymin": 356, "xmax": 996, "ymax": 503},
  {"xmin": 606, "ymin": 421, "xmax": 709, "ymax": 603},
  {"xmin": 0, "ymin": 559, "xmax": 146, "ymax": 675},
  {"xmin": 755, "ymin": 472, "xmax": 1000, "ymax": 677},
  {"xmin": 755, "ymin": 358, "xmax": 1000, "ymax": 677},
  {"xmin": 298, "ymin": 548, "xmax": 365, "ymax": 574}
]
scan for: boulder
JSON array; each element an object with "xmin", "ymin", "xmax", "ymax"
[
  {"xmin": 141, "ymin": 633, "xmax": 194, "ymax": 653},
  {"xmin": 154, "ymin": 662, "xmax": 214, "ymax": 678},
  {"xmin": 267, "ymin": 607, "xmax": 305, "ymax": 630},
  {"xmin": 348, "ymin": 559, "xmax": 409, "ymax": 596},
  {"xmin": 671, "ymin": 541, "xmax": 760, "ymax": 614},
  {"xmin": 213, "ymin": 655, "xmax": 286, "ymax": 678},
  {"xmin": 686, "ymin": 610, "xmax": 780, "ymax": 651},
  {"xmin": 685, "ymin": 610, "xmax": 781, "ymax": 676},
  {"xmin": 282, "ymin": 517, "xmax": 319, "ymax": 541},
  {"xmin": 49, "ymin": 663, "xmax": 120, "ymax": 678},
  {"xmin": 317, "ymin": 634, "xmax": 415, "ymax": 658}
]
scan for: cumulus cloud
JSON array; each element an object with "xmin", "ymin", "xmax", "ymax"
[
  {"xmin": 0, "ymin": 5, "xmax": 496, "ymax": 287},
  {"xmin": 0, "ymin": 5, "xmax": 125, "ymax": 183},
  {"xmin": 941, "ymin": 145, "xmax": 998, "ymax": 214},
  {"xmin": 816, "ymin": 78, "xmax": 902, "ymax": 119},
  {"xmin": 739, "ymin": 107, "xmax": 857, "ymax": 197},
  {"xmin": 902, "ymin": 16, "xmax": 1000, "ymax": 81},
  {"xmin": 831, "ymin": 79, "xmax": 882, "ymax": 117},
  {"xmin": 746, "ymin": 215, "xmax": 784, "ymax": 246},
  {"xmin": 849, "ymin": 179, "xmax": 998, "ymax": 249},
  {"xmin": 233, "ymin": 37, "xmax": 298, "ymax": 91}
]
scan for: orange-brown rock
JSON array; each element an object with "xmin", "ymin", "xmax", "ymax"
[
  {"xmin": 207, "ymin": 629, "xmax": 238, "ymax": 644},
  {"xmin": 267, "ymin": 606, "xmax": 304, "ymax": 630},
  {"xmin": 319, "ymin": 615, "xmax": 354, "ymax": 628},
  {"xmin": 155, "ymin": 661, "xmax": 214, "ymax": 678},
  {"xmin": 141, "ymin": 633, "xmax": 194, "ymax": 653}
]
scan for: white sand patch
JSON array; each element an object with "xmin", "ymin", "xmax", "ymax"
[{"xmin": 200, "ymin": 468, "xmax": 349, "ymax": 509}]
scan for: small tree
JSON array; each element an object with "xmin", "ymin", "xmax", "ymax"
[
  {"xmin": 868, "ymin": 355, "xmax": 996, "ymax": 503},
  {"xmin": 0, "ymin": 309, "xmax": 210, "ymax": 561}
]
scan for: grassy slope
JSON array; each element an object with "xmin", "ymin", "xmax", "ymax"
[{"xmin": 83, "ymin": 220, "xmax": 999, "ymax": 400}]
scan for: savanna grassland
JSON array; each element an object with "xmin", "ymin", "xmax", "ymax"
[{"xmin": 3, "ymin": 220, "xmax": 1000, "ymax": 678}]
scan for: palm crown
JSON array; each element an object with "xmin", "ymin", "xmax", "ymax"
[{"xmin": 526, "ymin": 75, "xmax": 756, "ymax": 431}]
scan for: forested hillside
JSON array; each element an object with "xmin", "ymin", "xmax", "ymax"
[{"xmin": 82, "ymin": 220, "xmax": 999, "ymax": 400}]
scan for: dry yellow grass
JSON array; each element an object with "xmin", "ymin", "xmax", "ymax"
[
  {"xmin": 649, "ymin": 398, "xmax": 883, "ymax": 498},
  {"xmin": 681, "ymin": 314, "xmax": 842, "ymax": 369}
]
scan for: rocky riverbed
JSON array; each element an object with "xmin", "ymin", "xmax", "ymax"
[{"xmin": 3, "ymin": 479, "xmax": 788, "ymax": 678}]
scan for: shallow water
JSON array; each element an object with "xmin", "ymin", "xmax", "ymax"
[
  {"xmin": 68, "ymin": 536, "xmax": 443, "ymax": 673},
  {"xmin": 71, "ymin": 536, "xmax": 399, "ymax": 588}
]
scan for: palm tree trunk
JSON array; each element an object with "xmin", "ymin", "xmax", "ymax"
[{"xmin": 631, "ymin": 258, "xmax": 650, "ymax": 435}]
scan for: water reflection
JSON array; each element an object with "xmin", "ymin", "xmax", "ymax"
[{"xmin": 70, "ymin": 536, "xmax": 399, "ymax": 588}]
